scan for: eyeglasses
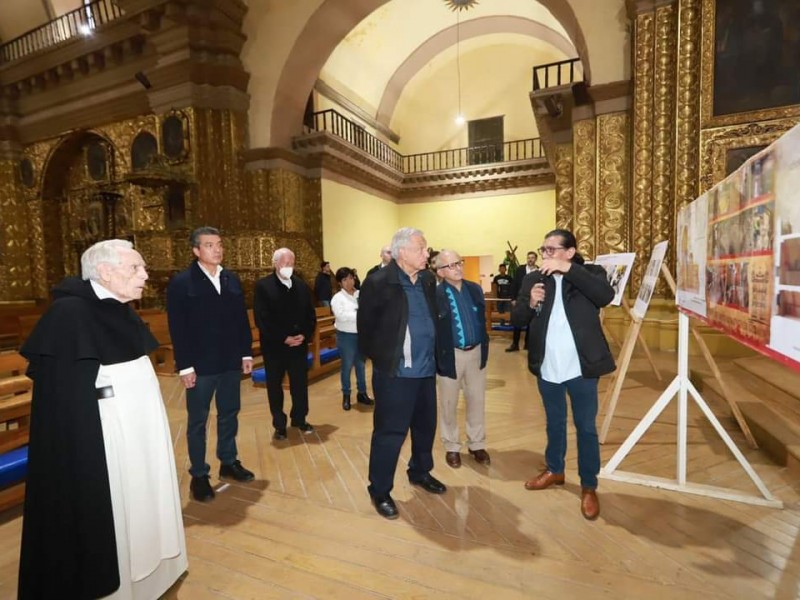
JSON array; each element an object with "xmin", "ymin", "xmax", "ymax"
[
  {"xmin": 438, "ymin": 260, "xmax": 464, "ymax": 270},
  {"xmin": 538, "ymin": 246, "xmax": 565, "ymax": 256}
]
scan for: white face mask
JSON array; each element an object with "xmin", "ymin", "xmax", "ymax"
[{"xmin": 279, "ymin": 266, "xmax": 293, "ymax": 279}]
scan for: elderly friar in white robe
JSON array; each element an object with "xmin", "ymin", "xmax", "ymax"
[{"xmin": 18, "ymin": 239, "xmax": 187, "ymax": 600}]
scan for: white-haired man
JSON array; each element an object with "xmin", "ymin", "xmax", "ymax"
[
  {"xmin": 366, "ymin": 244, "xmax": 392, "ymax": 278},
  {"xmin": 434, "ymin": 249, "xmax": 491, "ymax": 468},
  {"xmin": 254, "ymin": 247, "xmax": 317, "ymax": 439},
  {"xmin": 358, "ymin": 227, "xmax": 447, "ymax": 520},
  {"xmin": 19, "ymin": 239, "xmax": 187, "ymax": 599}
]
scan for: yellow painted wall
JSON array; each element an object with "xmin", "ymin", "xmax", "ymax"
[
  {"xmin": 321, "ymin": 177, "xmax": 555, "ymax": 275},
  {"xmin": 321, "ymin": 179, "xmax": 400, "ymax": 277},
  {"xmin": 398, "ymin": 190, "xmax": 555, "ymax": 262}
]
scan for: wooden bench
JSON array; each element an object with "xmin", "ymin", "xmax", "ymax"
[
  {"xmin": 251, "ymin": 307, "xmax": 341, "ymax": 387},
  {"xmin": 484, "ymin": 297, "xmax": 513, "ymax": 334},
  {"xmin": 0, "ymin": 302, "xmax": 44, "ymax": 349},
  {"xmin": 0, "ymin": 351, "xmax": 32, "ymax": 512}
]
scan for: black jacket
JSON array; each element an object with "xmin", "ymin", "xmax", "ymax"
[
  {"xmin": 511, "ymin": 263, "xmax": 615, "ymax": 379},
  {"xmin": 435, "ymin": 279, "xmax": 488, "ymax": 379},
  {"xmin": 253, "ymin": 273, "xmax": 316, "ymax": 352},
  {"xmin": 166, "ymin": 262, "xmax": 252, "ymax": 375},
  {"xmin": 314, "ymin": 271, "xmax": 333, "ymax": 303},
  {"xmin": 19, "ymin": 277, "xmax": 158, "ymax": 599},
  {"xmin": 358, "ymin": 260, "xmax": 439, "ymax": 375}
]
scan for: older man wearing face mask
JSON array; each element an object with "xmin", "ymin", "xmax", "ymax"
[
  {"xmin": 254, "ymin": 247, "xmax": 317, "ymax": 440},
  {"xmin": 19, "ymin": 239, "xmax": 187, "ymax": 600}
]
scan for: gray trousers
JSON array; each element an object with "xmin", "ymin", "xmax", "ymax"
[{"xmin": 436, "ymin": 346, "xmax": 487, "ymax": 452}]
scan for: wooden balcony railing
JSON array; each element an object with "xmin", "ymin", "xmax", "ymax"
[
  {"xmin": 304, "ymin": 109, "xmax": 404, "ymax": 171},
  {"xmin": 303, "ymin": 109, "xmax": 545, "ymax": 174},
  {"xmin": 532, "ymin": 58, "xmax": 582, "ymax": 92},
  {"xmin": 0, "ymin": 0, "xmax": 123, "ymax": 64}
]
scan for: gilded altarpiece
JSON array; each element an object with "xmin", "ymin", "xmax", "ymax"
[
  {"xmin": 0, "ymin": 160, "xmax": 32, "ymax": 300},
  {"xmin": 13, "ymin": 108, "xmax": 324, "ymax": 306}
]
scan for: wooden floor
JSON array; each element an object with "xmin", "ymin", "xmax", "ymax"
[{"xmin": 2, "ymin": 337, "xmax": 800, "ymax": 599}]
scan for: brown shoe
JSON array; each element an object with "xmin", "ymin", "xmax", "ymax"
[
  {"xmin": 524, "ymin": 469, "xmax": 565, "ymax": 490},
  {"xmin": 445, "ymin": 452, "xmax": 461, "ymax": 468},
  {"xmin": 581, "ymin": 488, "xmax": 600, "ymax": 520},
  {"xmin": 468, "ymin": 448, "xmax": 491, "ymax": 465}
]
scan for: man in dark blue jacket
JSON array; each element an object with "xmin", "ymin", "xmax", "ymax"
[
  {"xmin": 358, "ymin": 227, "xmax": 447, "ymax": 519},
  {"xmin": 167, "ymin": 227, "xmax": 254, "ymax": 502},
  {"xmin": 434, "ymin": 249, "xmax": 491, "ymax": 469}
]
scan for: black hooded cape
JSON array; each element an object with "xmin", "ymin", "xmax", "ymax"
[{"xmin": 17, "ymin": 277, "xmax": 158, "ymax": 600}]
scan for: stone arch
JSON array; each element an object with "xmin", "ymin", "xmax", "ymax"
[
  {"xmin": 268, "ymin": 0, "xmax": 590, "ymax": 148},
  {"xmin": 376, "ymin": 15, "xmax": 577, "ymax": 128}
]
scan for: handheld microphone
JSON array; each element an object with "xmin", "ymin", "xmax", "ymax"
[{"xmin": 531, "ymin": 269, "xmax": 549, "ymax": 316}]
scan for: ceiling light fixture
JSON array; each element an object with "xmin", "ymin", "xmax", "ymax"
[{"xmin": 443, "ymin": 0, "xmax": 479, "ymax": 12}]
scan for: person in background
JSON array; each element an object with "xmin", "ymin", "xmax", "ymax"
[
  {"xmin": 331, "ymin": 266, "xmax": 374, "ymax": 411},
  {"xmin": 358, "ymin": 227, "xmax": 447, "ymax": 520},
  {"xmin": 167, "ymin": 226, "xmax": 255, "ymax": 503},
  {"xmin": 254, "ymin": 247, "xmax": 317, "ymax": 440},
  {"xmin": 20, "ymin": 239, "xmax": 187, "ymax": 599},
  {"xmin": 315, "ymin": 261, "xmax": 333, "ymax": 307},
  {"xmin": 511, "ymin": 229, "xmax": 615, "ymax": 521},
  {"xmin": 434, "ymin": 249, "xmax": 491, "ymax": 468},
  {"xmin": 508, "ymin": 250, "xmax": 538, "ymax": 352},
  {"xmin": 493, "ymin": 263, "xmax": 513, "ymax": 328},
  {"xmin": 366, "ymin": 245, "xmax": 392, "ymax": 278}
]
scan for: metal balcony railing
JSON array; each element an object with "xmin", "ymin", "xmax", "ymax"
[
  {"xmin": 532, "ymin": 58, "xmax": 582, "ymax": 92},
  {"xmin": 303, "ymin": 109, "xmax": 545, "ymax": 174},
  {"xmin": 0, "ymin": 0, "xmax": 123, "ymax": 64}
]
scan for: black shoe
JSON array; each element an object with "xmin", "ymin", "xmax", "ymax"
[
  {"xmin": 372, "ymin": 495, "xmax": 399, "ymax": 520},
  {"xmin": 505, "ymin": 345, "xmax": 519, "ymax": 353},
  {"xmin": 343, "ymin": 394, "xmax": 351, "ymax": 411},
  {"xmin": 356, "ymin": 392, "xmax": 375, "ymax": 405},
  {"xmin": 190, "ymin": 475, "xmax": 215, "ymax": 502},
  {"xmin": 409, "ymin": 474, "xmax": 447, "ymax": 494},
  {"xmin": 219, "ymin": 460, "xmax": 255, "ymax": 482},
  {"xmin": 292, "ymin": 422, "xmax": 315, "ymax": 434},
  {"xmin": 273, "ymin": 428, "xmax": 287, "ymax": 440}
]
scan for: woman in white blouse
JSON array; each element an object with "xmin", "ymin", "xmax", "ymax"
[{"xmin": 331, "ymin": 267, "xmax": 374, "ymax": 410}]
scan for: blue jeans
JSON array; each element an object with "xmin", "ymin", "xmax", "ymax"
[
  {"xmin": 537, "ymin": 376, "xmax": 600, "ymax": 489},
  {"xmin": 186, "ymin": 370, "xmax": 242, "ymax": 477},
  {"xmin": 336, "ymin": 331, "xmax": 366, "ymax": 395}
]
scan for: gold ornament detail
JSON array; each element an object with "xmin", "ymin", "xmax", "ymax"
[
  {"xmin": 573, "ymin": 119, "xmax": 597, "ymax": 259},
  {"xmin": 597, "ymin": 112, "xmax": 630, "ymax": 255},
  {"xmin": 554, "ymin": 143, "xmax": 574, "ymax": 232},
  {"xmin": 674, "ymin": 0, "xmax": 701, "ymax": 214},
  {"xmin": 631, "ymin": 12, "xmax": 655, "ymax": 297}
]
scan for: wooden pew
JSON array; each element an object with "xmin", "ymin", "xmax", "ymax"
[
  {"xmin": 0, "ymin": 351, "xmax": 31, "ymax": 512},
  {"xmin": 310, "ymin": 307, "xmax": 339, "ymax": 378},
  {"xmin": 0, "ymin": 301, "xmax": 43, "ymax": 349}
]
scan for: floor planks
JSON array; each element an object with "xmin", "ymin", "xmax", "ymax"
[{"xmin": 1, "ymin": 337, "xmax": 800, "ymax": 599}]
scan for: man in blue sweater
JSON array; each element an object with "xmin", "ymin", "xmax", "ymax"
[{"xmin": 167, "ymin": 227, "xmax": 255, "ymax": 502}]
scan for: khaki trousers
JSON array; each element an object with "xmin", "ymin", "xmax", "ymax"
[{"xmin": 437, "ymin": 346, "xmax": 487, "ymax": 452}]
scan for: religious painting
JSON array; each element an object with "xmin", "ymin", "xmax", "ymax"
[
  {"xmin": 725, "ymin": 145, "xmax": 766, "ymax": 176},
  {"xmin": 161, "ymin": 110, "xmax": 190, "ymax": 163},
  {"xmin": 702, "ymin": 0, "xmax": 800, "ymax": 127}
]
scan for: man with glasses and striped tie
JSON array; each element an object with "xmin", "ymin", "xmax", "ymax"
[{"xmin": 433, "ymin": 249, "xmax": 491, "ymax": 469}]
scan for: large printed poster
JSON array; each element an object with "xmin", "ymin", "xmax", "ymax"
[
  {"xmin": 593, "ymin": 252, "xmax": 636, "ymax": 306},
  {"xmin": 677, "ymin": 123, "xmax": 800, "ymax": 370}
]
